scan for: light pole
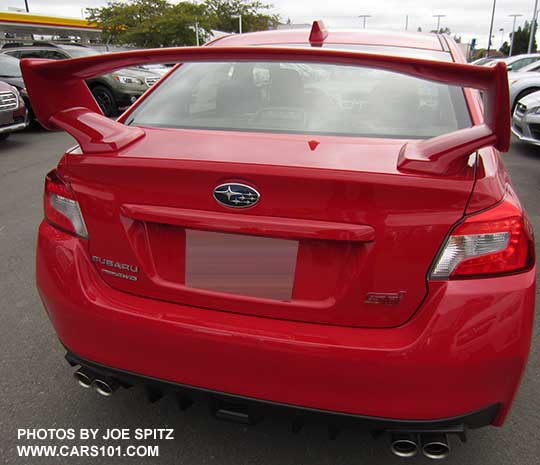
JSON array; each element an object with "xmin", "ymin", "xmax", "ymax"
[
  {"xmin": 499, "ymin": 28, "xmax": 505, "ymax": 48},
  {"xmin": 433, "ymin": 14, "xmax": 446, "ymax": 32},
  {"xmin": 509, "ymin": 14, "xmax": 523, "ymax": 56},
  {"xmin": 358, "ymin": 15, "xmax": 371, "ymax": 29},
  {"xmin": 24, "ymin": 0, "xmax": 29, "ymax": 12},
  {"xmin": 195, "ymin": 21, "xmax": 200, "ymax": 46},
  {"xmin": 528, "ymin": 0, "xmax": 539, "ymax": 53},
  {"xmin": 487, "ymin": 0, "xmax": 497, "ymax": 55},
  {"xmin": 405, "ymin": 14, "xmax": 409, "ymax": 31},
  {"xmin": 232, "ymin": 14, "xmax": 242, "ymax": 34}
]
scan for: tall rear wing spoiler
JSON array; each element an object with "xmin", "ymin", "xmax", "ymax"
[{"xmin": 20, "ymin": 46, "xmax": 510, "ymax": 175}]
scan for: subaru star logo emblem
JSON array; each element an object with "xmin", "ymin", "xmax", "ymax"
[{"xmin": 213, "ymin": 183, "xmax": 260, "ymax": 208}]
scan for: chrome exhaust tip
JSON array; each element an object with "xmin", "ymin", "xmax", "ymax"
[
  {"xmin": 92, "ymin": 379, "xmax": 118, "ymax": 397},
  {"xmin": 421, "ymin": 433, "xmax": 450, "ymax": 460},
  {"xmin": 390, "ymin": 433, "xmax": 418, "ymax": 458},
  {"xmin": 74, "ymin": 368, "xmax": 94, "ymax": 389}
]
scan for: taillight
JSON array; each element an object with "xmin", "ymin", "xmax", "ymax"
[
  {"xmin": 44, "ymin": 170, "xmax": 88, "ymax": 238},
  {"xmin": 430, "ymin": 193, "xmax": 534, "ymax": 280}
]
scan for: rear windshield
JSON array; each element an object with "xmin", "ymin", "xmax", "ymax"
[{"xmin": 127, "ymin": 60, "xmax": 471, "ymax": 139}]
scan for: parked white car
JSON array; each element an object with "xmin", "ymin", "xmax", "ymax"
[
  {"xmin": 508, "ymin": 71, "xmax": 540, "ymax": 111},
  {"xmin": 470, "ymin": 57, "xmax": 496, "ymax": 65},
  {"xmin": 510, "ymin": 60, "xmax": 540, "ymax": 74},
  {"xmin": 511, "ymin": 89, "xmax": 540, "ymax": 145},
  {"xmin": 489, "ymin": 53, "xmax": 540, "ymax": 72}
]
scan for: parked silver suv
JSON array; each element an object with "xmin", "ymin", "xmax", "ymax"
[{"xmin": 1, "ymin": 42, "xmax": 161, "ymax": 116}]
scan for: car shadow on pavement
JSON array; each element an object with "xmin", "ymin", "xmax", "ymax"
[{"xmin": 510, "ymin": 138, "xmax": 540, "ymax": 161}]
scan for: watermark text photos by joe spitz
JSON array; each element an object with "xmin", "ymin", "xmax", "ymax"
[{"xmin": 18, "ymin": 428, "xmax": 175, "ymax": 441}]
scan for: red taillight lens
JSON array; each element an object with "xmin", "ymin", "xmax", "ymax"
[
  {"xmin": 44, "ymin": 170, "xmax": 88, "ymax": 238},
  {"xmin": 430, "ymin": 193, "xmax": 534, "ymax": 280}
]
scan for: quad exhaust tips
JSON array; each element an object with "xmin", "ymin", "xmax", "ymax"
[
  {"xmin": 74, "ymin": 368, "xmax": 118, "ymax": 397},
  {"xmin": 390, "ymin": 433, "xmax": 419, "ymax": 457},
  {"xmin": 421, "ymin": 433, "xmax": 450, "ymax": 460},
  {"xmin": 92, "ymin": 378, "xmax": 119, "ymax": 397},
  {"xmin": 390, "ymin": 432, "xmax": 450, "ymax": 459},
  {"xmin": 74, "ymin": 367, "xmax": 94, "ymax": 388}
]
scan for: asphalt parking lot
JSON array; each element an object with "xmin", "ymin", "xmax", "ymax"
[{"xmin": 1, "ymin": 127, "xmax": 539, "ymax": 465}]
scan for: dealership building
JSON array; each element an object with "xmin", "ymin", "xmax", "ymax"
[{"xmin": 0, "ymin": 10, "xmax": 101, "ymax": 45}]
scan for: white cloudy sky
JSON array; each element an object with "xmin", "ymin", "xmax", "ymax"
[{"xmin": 2, "ymin": 0, "xmax": 538, "ymax": 48}]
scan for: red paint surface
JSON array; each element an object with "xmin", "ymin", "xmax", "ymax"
[
  {"xmin": 62, "ymin": 141, "xmax": 475, "ymax": 327},
  {"xmin": 213, "ymin": 28, "xmax": 445, "ymax": 51}
]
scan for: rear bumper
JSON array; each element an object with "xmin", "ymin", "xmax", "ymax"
[
  {"xmin": 37, "ymin": 221, "xmax": 536, "ymax": 425},
  {"xmin": 0, "ymin": 109, "xmax": 28, "ymax": 134},
  {"xmin": 0, "ymin": 120, "xmax": 28, "ymax": 134},
  {"xmin": 66, "ymin": 350, "xmax": 500, "ymax": 431}
]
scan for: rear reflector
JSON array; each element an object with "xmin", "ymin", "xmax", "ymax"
[
  {"xmin": 430, "ymin": 192, "xmax": 534, "ymax": 280},
  {"xmin": 44, "ymin": 170, "xmax": 88, "ymax": 238}
]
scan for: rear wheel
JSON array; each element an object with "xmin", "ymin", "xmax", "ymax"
[
  {"xmin": 513, "ymin": 88, "xmax": 540, "ymax": 112},
  {"xmin": 91, "ymin": 86, "xmax": 117, "ymax": 117}
]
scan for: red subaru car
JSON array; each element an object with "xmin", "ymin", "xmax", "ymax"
[{"xmin": 25, "ymin": 23, "xmax": 535, "ymax": 459}]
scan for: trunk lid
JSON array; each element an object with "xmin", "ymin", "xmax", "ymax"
[{"xmin": 65, "ymin": 127, "xmax": 475, "ymax": 328}]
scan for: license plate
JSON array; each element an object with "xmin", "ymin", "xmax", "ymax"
[
  {"xmin": 185, "ymin": 230, "xmax": 298, "ymax": 301},
  {"xmin": 0, "ymin": 111, "xmax": 13, "ymax": 126}
]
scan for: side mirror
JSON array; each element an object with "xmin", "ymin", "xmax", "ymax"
[{"xmin": 507, "ymin": 64, "xmax": 513, "ymax": 71}]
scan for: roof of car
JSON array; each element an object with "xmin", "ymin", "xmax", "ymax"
[
  {"xmin": 505, "ymin": 53, "xmax": 540, "ymax": 61},
  {"xmin": 2, "ymin": 41, "xmax": 88, "ymax": 49},
  {"xmin": 211, "ymin": 28, "xmax": 445, "ymax": 51},
  {"xmin": 0, "ymin": 53, "xmax": 19, "ymax": 61},
  {"xmin": 2, "ymin": 46, "xmax": 58, "ymax": 51}
]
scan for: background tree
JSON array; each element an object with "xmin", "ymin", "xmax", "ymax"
[
  {"xmin": 499, "ymin": 41, "xmax": 510, "ymax": 56},
  {"xmin": 203, "ymin": 0, "xmax": 279, "ymax": 33},
  {"xmin": 87, "ymin": 0, "xmax": 212, "ymax": 47},
  {"xmin": 153, "ymin": 2, "xmax": 211, "ymax": 46},
  {"xmin": 508, "ymin": 21, "xmax": 537, "ymax": 55}
]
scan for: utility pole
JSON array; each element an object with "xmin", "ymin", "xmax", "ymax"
[
  {"xmin": 433, "ymin": 14, "xmax": 446, "ymax": 32},
  {"xmin": 487, "ymin": 0, "xmax": 497, "ymax": 55},
  {"xmin": 528, "ymin": 0, "xmax": 539, "ymax": 53},
  {"xmin": 195, "ymin": 22, "xmax": 200, "ymax": 46},
  {"xmin": 509, "ymin": 14, "xmax": 523, "ymax": 56},
  {"xmin": 24, "ymin": 0, "xmax": 29, "ymax": 12},
  {"xmin": 358, "ymin": 15, "xmax": 371, "ymax": 29},
  {"xmin": 405, "ymin": 14, "xmax": 408, "ymax": 31},
  {"xmin": 232, "ymin": 14, "xmax": 242, "ymax": 34}
]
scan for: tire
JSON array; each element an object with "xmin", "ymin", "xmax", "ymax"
[
  {"xmin": 91, "ymin": 85, "xmax": 117, "ymax": 117},
  {"xmin": 513, "ymin": 88, "xmax": 540, "ymax": 112},
  {"xmin": 0, "ymin": 133, "xmax": 10, "ymax": 141}
]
